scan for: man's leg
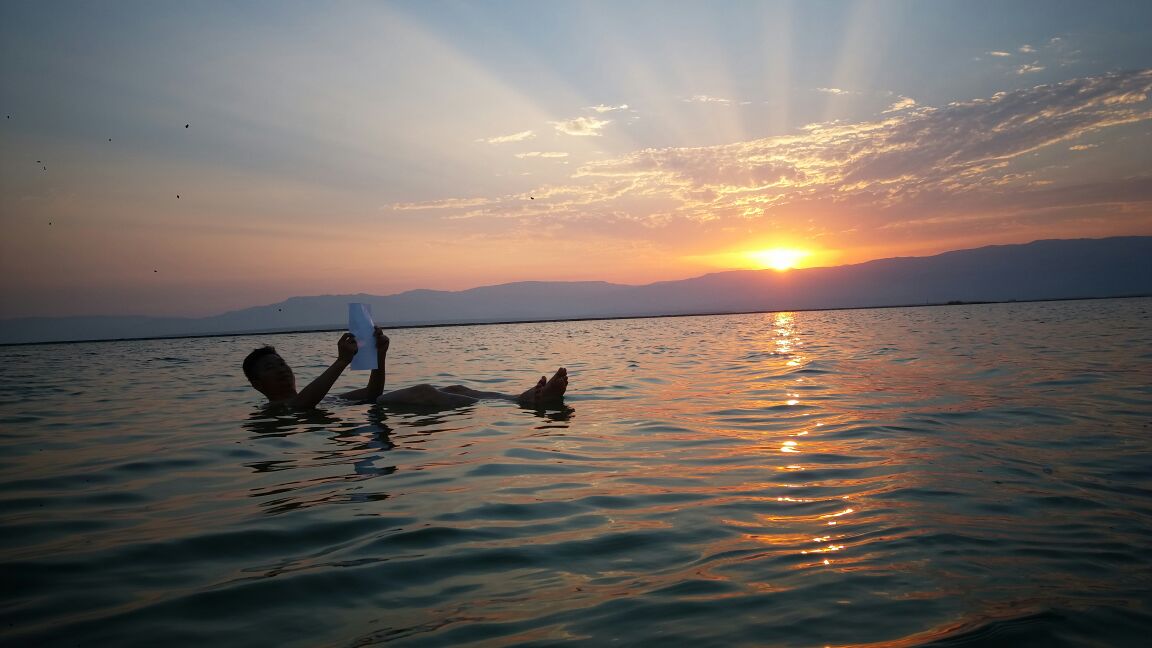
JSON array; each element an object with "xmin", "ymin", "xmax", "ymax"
[
  {"xmin": 441, "ymin": 385, "xmax": 515, "ymax": 400},
  {"xmin": 443, "ymin": 369, "xmax": 567, "ymax": 404},
  {"xmin": 377, "ymin": 369, "xmax": 568, "ymax": 408},
  {"xmin": 377, "ymin": 384, "xmax": 478, "ymax": 408}
]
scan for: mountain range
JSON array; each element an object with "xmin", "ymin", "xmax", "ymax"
[{"xmin": 2, "ymin": 236, "xmax": 1150, "ymax": 344}]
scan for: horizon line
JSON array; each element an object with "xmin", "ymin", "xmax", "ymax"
[
  {"xmin": 6, "ymin": 234, "xmax": 1148, "ymax": 324},
  {"xmin": 2, "ymin": 294, "xmax": 1147, "ymax": 348}
]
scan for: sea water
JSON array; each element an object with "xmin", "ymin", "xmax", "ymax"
[{"xmin": 1, "ymin": 298, "xmax": 1150, "ymax": 647}]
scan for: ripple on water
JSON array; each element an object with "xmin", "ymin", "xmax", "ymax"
[{"xmin": 2, "ymin": 300, "xmax": 1152, "ymax": 646}]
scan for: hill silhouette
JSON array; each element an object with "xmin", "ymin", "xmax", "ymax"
[{"xmin": 2, "ymin": 236, "xmax": 1149, "ymax": 344}]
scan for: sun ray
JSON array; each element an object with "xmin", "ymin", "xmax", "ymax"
[
  {"xmin": 761, "ymin": 1, "xmax": 795, "ymax": 138},
  {"xmin": 823, "ymin": 0, "xmax": 895, "ymax": 124}
]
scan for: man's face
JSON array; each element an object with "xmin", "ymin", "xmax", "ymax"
[{"xmin": 249, "ymin": 353, "xmax": 296, "ymax": 396}]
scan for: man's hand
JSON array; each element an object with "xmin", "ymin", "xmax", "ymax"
[
  {"xmin": 293, "ymin": 333, "xmax": 358, "ymax": 409},
  {"xmin": 339, "ymin": 327, "xmax": 389, "ymax": 402},
  {"xmin": 337, "ymin": 332, "xmax": 358, "ymax": 363},
  {"xmin": 374, "ymin": 326, "xmax": 390, "ymax": 356}
]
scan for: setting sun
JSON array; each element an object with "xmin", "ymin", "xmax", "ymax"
[{"xmin": 748, "ymin": 248, "xmax": 809, "ymax": 271}]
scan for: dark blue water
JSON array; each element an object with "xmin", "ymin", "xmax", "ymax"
[{"xmin": 2, "ymin": 299, "xmax": 1151, "ymax": 646}]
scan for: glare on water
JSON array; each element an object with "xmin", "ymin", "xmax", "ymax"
[{"xmin": 1, "ymin": 298, "xmax": 1151, "ymax": 646}]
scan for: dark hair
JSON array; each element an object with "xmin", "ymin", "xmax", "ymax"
[{"xmin": 243, "ymin": 345, "xmax": 279, "ymax": 381}]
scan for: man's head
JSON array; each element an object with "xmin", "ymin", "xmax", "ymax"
[{"xmin": 243, "ymin": 345, "xmax": 296, "ymax": 399}]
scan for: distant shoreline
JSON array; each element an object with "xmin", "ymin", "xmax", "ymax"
[{"xmin": 2, "ymin": 294, "xmax": 1147, "ymax": 348}]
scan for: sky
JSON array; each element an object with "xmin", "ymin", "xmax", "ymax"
[{"xmin": 2, "ymin": 0, "xmax": 1151, "ymax": 319}]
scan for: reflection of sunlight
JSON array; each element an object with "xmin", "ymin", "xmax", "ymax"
[
  {"xmin": 775, "ymin": 312, "xmax": 805, "ymax": 366},
  {"xmin": 801, "ymin": 543, "xmax": 845, "ymax": 555},
  {"xmin": 725, "ymin": 311, "xmax": 880, "ymax": 572},
  {"xmin": 776, "ymin": 496, "xmax": 815, "ymax": 503},
  {"xmin": 820, "ymin": 507, "xmax": 856, "ymax": 519},
  {"xmin": 774, "ymin": 312, "xmax": 797, "ymax": 356},
  {"xmin": 821, "ymin": 507, "xmax": 856, "ymax": 527}
]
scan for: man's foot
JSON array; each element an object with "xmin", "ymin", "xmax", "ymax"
[{"xmin": 517, "ymin": 368, "xmax": 568, "ymax": 407}]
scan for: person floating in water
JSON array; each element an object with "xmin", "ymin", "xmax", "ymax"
[{"xmin": 242, "ymin": 327, "xmax": 568, "ymax": 409}]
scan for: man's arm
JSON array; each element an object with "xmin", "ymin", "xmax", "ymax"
[
  {"xmin": 340, "ymin": 327, "xmax": 389, "ymax": 402},
  {"xmin": 292, "ymin": 333, "xmax": 358, "ymax": 409}
]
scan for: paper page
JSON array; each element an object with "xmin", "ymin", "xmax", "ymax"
[{"xmin": 347, "ymin": 303, "xmax": 378, "ymax": 370}]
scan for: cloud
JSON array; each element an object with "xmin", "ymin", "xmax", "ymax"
[
  {"xmin": 550, "ymin": 116, "xmax": 612, "ymax": 136},
  {"xmin": 815, "ymin": 87, "xmax": 855, "ymax": 96},
  {"xmin": 589, "ymin": 104, "xmax": 629, "ymax": 113},
  {"xmin": 683, "ymin": 94, "xmax": 732, "ymax": 105},
  {"xmin": 1019, "ymin": 44, "xmax": 1036, "ymax": 54},
  {"xmin": 884, "ymin": 96, "xmax": 918, "ymax": 113},
  {"xmin": 392, "ymin": 69, "xmax": 1152, "ymax": 242},
  {"xmin": 1069, "ymin": 143, "xmax": 1098, "ymax": 151},
  {"xmin": 987, "ymin": 51, "xmax": 1013, "ymax": 57},
  {"xmin": 515, "ymin": 151, "xmax": 570, "ymax": 159},
  {"xmin": 478, "ymin": 130, "xmax": 535, "ymax": 144},
  {"xmin": 391, "ymin": 196, "xmax": 494, "ymax": 211},
  {"xmin": 1017, "ymin": 63, "xmax": 1046, "ymax": 75}
]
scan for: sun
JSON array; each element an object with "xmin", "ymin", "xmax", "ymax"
[{"xmin": 748, "ymin": 248, "xmax": 809, "ymax": 271}]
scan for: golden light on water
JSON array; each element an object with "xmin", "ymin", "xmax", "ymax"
[{"xmin": 640, "ymin": 308, "xmax": 883, "ymax": 574}]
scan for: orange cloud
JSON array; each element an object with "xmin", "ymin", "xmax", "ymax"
[
  {"xmin": 883, "ymin": 96, "xmax": 918, "ymax": 113},
  {"xmin": 387, "ymin": 69, "xmax": 1152, "ymax": 251}
]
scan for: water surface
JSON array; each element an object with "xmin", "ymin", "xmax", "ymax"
[{"xmin": 2, "ymin": 299, "xmax": 1151, "ymax": 646}]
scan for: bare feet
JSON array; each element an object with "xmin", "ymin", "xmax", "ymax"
[
  {"xmin": 517, "ymin": 368, "xmax": 568, "ymax": 407},
  {"xmin": 518, "ymin": 376, "xmax": 546, "ymax": 404}
]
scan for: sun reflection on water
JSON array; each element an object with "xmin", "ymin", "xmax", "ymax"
[
  {"xmin": 4, "ymin": 301, "xmax": 1152, "ymax": 646},
  {"xmin": 700, "ymin": 310, "xmax": 887, "ymax": 572}
]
